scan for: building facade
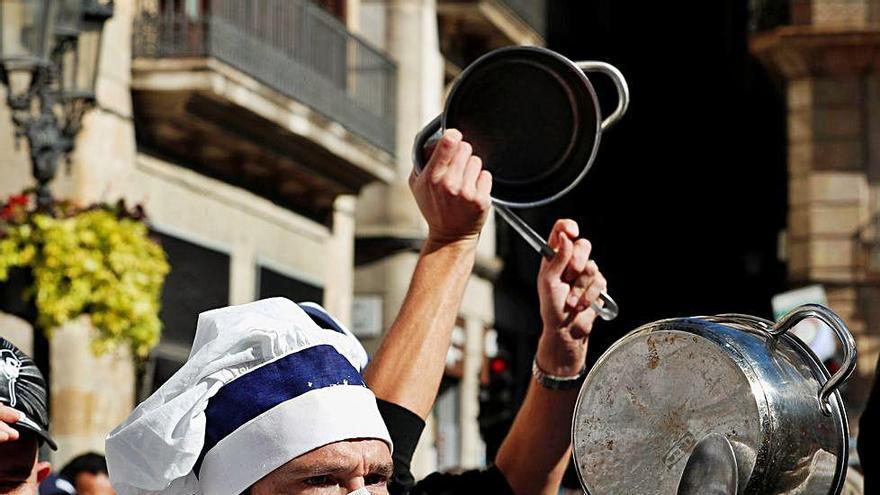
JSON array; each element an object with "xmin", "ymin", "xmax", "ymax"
[
  {"xmin": 0, "ymin": 0, "xmax": 545, "ymax": 475},
  {"xmin": 750, "ymin": 0, "xmax": 880, "ymax": 429}
]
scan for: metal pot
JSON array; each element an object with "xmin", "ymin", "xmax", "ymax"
[
  {"xmin": 413, "ymin": 45, "xmax": 628, "ymax": 208},
  {"xmin": 572, "ymin": 304, "xmax": 857, "ymax": 494},
  {"xmin": 412, "ymin": 46, "xmax": 630, "ymax": 320}
]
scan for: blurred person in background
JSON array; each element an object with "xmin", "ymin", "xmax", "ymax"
[
  {"xmin": 59, "ymin": 454, "xmax": 114, "ymax": 495},
  {"xmin": 38, "ymin": 474, "xmax": 75, "ymax": 495},
  {"xmin": 0, "ymin": 337, "xmax": 57, "ymax": 495}
]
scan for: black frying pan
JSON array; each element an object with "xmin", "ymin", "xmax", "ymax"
[{"xmin": 413, "ymin": 46, "xmax": 629, "ymax": 321}]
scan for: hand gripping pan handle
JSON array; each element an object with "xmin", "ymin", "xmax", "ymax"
[
  {"xmin": 411, "ymin": 142, "xmax": 620, "ymax": 321},
  {"xmin": 495, "ymin": 205, "xmax": 619, "ymax": 321}
]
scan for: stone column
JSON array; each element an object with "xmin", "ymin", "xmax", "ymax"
[
  {"xmin": 71, "ymin": 0, "xmax": 137, "ymax": 205},
  {"xmin": 229, "ymin": 243, "xmax": 257, "ymax": 305},
  {"xmin": 324, "ymin": 195, "xmax": 358, "ymax": 326},
  {"xmin": 49, "ymin": 317, "xmax": 135, "ymax": 468},
  {"xmin": 459, "ymin": 317, "xmax": 485, "ymax": 468},
  {"xmin": 357, "ymin": 0, "xmax": 444, "ymax": 477},
  {"xmin": 357, "ymin": 0, "xmax": 443, "ymax": 237},
  {"xmin": 786, "ymin": 76, "xmax": 869, "ymax": 283},
  {"xmin": 48, "ymin": 0, "xmax": 140, "ymax": 463}
]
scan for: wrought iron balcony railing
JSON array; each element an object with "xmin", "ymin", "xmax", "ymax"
[{"xmin": 133, "ymin": 0, "xmax": 396, "ymax": 155}]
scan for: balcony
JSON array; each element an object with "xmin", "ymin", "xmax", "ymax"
[
  {"xmin": 749, "ymin": 0, "xmax": 880, "ymax": 32},
  {"xmin": 132, "ymin": 0, "xmax": 397, "ymax": 222},
  {"xmin": 437, "ymin": 0, "xmax": 546, "ymax": 57},
  {"xmin": 749, "ymin": 0, "xmax": 880, "ymax": 79}
]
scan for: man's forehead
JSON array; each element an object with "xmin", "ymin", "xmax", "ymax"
[
  {"xmin": 270, "ymin": 439, "xmax": 393, "ymax": 479},
  {"xmin": 299, "ymin": 439, "xmax": 390, "ymax": 465}
]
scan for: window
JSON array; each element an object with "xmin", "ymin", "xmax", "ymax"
[
  {"xmin": 257, "ymin": 265, "xmax": 324, "ymax": 304},
  {"xmin": 142, "ymin": 233, "xmax": 230, "ymax": 396}
]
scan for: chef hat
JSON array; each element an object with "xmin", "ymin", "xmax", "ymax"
[{"xmin": 105, "ymin": 298, "xmax": 391, "ymax": 495}]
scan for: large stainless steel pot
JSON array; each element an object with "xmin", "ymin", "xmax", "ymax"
[{"xmin": 572, "ymin": 304, "xmax": 857, "ymax": 494}]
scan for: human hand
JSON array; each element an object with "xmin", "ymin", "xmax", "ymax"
[
  {"xmin": 0, "ymin": 404, "xmax": 22, "ymax": 443},
  {"xmin": 536, "ymin": 219, "xmax": 607, "ymax": 376},
  {"xmin": 409, "ymin": 129, "xmax": 492, "ymax": 248}
]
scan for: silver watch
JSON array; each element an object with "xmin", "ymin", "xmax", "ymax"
[{"xmin": 532, "ymin": 357, "xmax": 588, "ymax": 390}]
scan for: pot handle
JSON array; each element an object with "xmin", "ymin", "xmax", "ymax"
[
  {"xmin": 412, "ymin": 115, "xmax": 442, "ymax": 174},
  {"xmin": 769, "ymin": 304, "xmax": 857, "ymax": 416},
  {"xmin": 576, "ymin": 61, "xmax": 630, "ymax": 131}
]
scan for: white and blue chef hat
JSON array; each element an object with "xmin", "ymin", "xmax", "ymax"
[{"xmin": 105, "ymin": 298, "xmax": 391, "ymax": 495}]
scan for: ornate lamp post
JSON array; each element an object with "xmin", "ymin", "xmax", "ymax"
[{"xmin": 0, "ymin": 0, "xmax": 113, "ymax": 206}]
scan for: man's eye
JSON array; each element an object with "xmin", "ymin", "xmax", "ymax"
[
  {"xmin": 303, "ymin": 475, "xmax": 334, "ymax": 487},
  {"xmin": 364, "ymin": 474, "xmax": 388, "ymax": 486}
]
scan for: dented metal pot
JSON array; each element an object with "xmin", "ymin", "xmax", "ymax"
[{"xmin": 572, "ymin": 304, "xmax": 856, "ymax": 495}]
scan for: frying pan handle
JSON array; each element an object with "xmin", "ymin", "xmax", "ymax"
[
  {"xmin": 412, "ymin": 115, "xmax": 442, "ymax": 174},
  {"xmin": 576, "ymin": 61, "xmax": 630, "ymax": 131},
  {"xmin": 495, "ymin": 204, "xmax": 619, "ymax": 321},
  {"xmin": 769, "ymin": 304, "xmax": 857, "ymax": 416}
]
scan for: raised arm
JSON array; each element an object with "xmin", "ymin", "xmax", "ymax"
[
  {"xmin": 363, "ymin": 128, "xmax": 491, "ymax": 419},
  {"xmin": 495, "ymin": 219, "xmax": 608, "ymax": 495}
]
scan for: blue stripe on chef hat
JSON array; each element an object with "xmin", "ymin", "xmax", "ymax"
[{"xmin": 195, "ymin": 343, "xmax": 365, "ymax": 476}]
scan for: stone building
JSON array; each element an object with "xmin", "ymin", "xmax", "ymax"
[
  {"xmin": 0, "ymin": 0, "xmax": 545, "ymax": 477},
  {"xmin": 750, "ymin": 0, "xmax": 880, "ymax": 425}
]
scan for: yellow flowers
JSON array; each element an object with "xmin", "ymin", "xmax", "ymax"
[{"xmin": 0, "ymin": 208, "xmax": 169, "ymax": 358}]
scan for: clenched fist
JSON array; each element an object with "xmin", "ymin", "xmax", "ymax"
[{"xmin": 410, "ymin": 129, "xmax": 492, "ymax": 248}]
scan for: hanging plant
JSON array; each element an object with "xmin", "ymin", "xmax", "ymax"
[{"xmin": 0, "ymin": 191, "xmax": 169, "ymax": 358}]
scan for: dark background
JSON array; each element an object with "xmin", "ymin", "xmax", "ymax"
[{"xmin": 490, "ymin": 0, "xmax": 790, "ymax": 481}]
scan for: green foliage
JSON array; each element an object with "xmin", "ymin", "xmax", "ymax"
[{"xmin": 0, "ymin": 193, "xmax": 169, "ymax": 358}]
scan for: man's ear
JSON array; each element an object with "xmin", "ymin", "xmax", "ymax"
[{"xmin": 35, "ymin": 461, "xmax": 51, "ymax": 483}]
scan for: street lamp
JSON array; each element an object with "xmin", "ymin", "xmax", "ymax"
[{"xmin": 0, "ymin": 0, "xmax": 113, "ymax": 206}]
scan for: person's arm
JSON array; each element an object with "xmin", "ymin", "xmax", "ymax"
[
  {"xmin": 0, "ymin": 404, "xmax": 22, "ymax": 442},
  {"xmin": 363, "ymin": 128, "xmax": 491, "ymax": 419},
  {"xmin": 495, "ymin": 219, "xmax": 608, "ymax": 495}
]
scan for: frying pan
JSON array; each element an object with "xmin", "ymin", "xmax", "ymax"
[{"xmin": 413, "ymin": 46, "xmax": 629, "ymax": 320}]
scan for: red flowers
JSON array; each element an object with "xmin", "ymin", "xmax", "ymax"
[{"xmin": 0, "ymin": 194, "xmax": 30, "ymax": 221}]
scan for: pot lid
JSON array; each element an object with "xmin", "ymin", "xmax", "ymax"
[{"xmin": 572, "ymin": 330, "xmax": 764, "ymax": 494}]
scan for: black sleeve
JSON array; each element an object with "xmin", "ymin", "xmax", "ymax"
[
  {"xmin": 376, "ymin": 399, "xmax": 515, "ymax": 495},
  {"xmin": 409, "ymin": 466, "xmax": 515, "ymax": 495},
  {"xmin": 376, "ymin": 399, "xmax": 426, "ymax": 494}
]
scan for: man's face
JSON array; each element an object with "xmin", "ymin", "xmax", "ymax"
[
  {"xmin": 251, "ymin": 439, "xmax": 393, "ymax": 495},
  {"xmin": 74, "ymin": 471, "xmax": 116, "ymax": 495},
  {"xmin": 0, "ymin": 433, "xmax": 49, "ymax": 495}
]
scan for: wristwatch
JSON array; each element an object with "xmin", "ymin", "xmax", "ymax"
[{"xmin": 532, "ymin": 357, "xmax": 588, "ymax": 391}]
